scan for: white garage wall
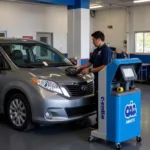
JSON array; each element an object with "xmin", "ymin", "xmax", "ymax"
[
  {"xmin": 0, "ymin": 1, "xmax": 67, "ymax": 53},
  {"xmin": 90, "ymin": 17, "xmax": 94, "ymax": 52},
  {"xmin": 93, "ymin": 8, "xmax": 127, "ymax": 52},
  {"xmin": 129, "ymin": 5, "xmax": 150, "ymax": 53}
]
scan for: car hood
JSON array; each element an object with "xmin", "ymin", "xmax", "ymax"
[{"xmin": 27, "ymin": 67, "xmax": 93, "ymax": 84}]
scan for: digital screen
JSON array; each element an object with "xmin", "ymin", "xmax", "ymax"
[{"xmin": 122, "ymin": 68, "xmax": 135, "ymax": 78}]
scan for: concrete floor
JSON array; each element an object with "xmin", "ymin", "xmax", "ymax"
[{"xmin": 0, "ymin": 83, "xmax": 150, "ymax": 150}]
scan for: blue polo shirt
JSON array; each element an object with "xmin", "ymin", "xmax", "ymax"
[{"xmin": 89, "ymin": 44, "xmax": 112, "ymax": 91}]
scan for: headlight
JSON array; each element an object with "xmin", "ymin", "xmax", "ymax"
[{"xmin": 32, "ymin": 78, "xmax": 62, "ymax": 94}]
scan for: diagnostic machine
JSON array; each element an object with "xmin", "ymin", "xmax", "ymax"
[{"xmin": 88, "ymin": 58, "xmax": 142, "ymax": 150}]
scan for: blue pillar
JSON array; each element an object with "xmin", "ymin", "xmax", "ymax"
[{"xmin": 67, "ymin": 0, "xmax": 90, "ymax": 65}]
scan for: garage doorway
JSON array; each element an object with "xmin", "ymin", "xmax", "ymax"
[
  {"xmin": 0, "ymin": 31, "xmax": 7, "ymax": 37},
  {"xmin": 36, "ymin": 32, "xmax": 53, "ymax": 46}
]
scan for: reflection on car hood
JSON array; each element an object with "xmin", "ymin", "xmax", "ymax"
[{"xmin": 27, "ymin": 67, "xmax": 93, "ymax": 84}]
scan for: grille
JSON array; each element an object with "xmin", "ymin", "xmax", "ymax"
[{"xmin": 65, "ymin": 82, "xmax": 94, "ymax": 97}]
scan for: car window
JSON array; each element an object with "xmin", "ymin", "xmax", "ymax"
[
  {"xmin": 11, "ymin": 45, "xmax": 28, "ymax": 60},
  {"xmin": 1, "ymin": 44, "xmax": 28, "ymax": 67},
  {"xmin": 0, "ymin": 52, "xmax": 10, "ymax": 70},
  {"xmin": 0, "ymin": 43, "xmax": 73, "ymax": 68},
  {"xmin": 33, "ymin": 45, "xmax": 63, "ymax": 63}
]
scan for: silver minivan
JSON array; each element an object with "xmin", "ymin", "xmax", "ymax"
[{"xmin": 0, "ymin": 38, "xmax": 95, "ymax": 131}]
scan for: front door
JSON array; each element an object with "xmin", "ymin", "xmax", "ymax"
[
  {"xmin": 36, "ymin": 32, "xmax": 53, "ymax": 46},
  {"xmin": 0, "ymin": 49, "xmax": 10, "ymax": 112}
]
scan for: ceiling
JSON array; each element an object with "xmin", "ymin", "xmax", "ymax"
[
  {"xmin": 2, "ymin": 0, "xmax": 150, "ymax": 9},
  {"xmin": 90, "ymin": 0, "xmax": 150, "ymax": 9}
]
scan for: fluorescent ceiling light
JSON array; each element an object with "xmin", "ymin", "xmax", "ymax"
[
  {"xmin": 90, "ymin": 5, "xmax": 103, "ymax": 9},
  {"xmin": 134, "ymin": 0, "xmax": 150, "ymax": 3}
]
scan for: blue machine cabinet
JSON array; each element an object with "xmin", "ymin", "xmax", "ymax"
[{"xmin": 88, "ymin": 58, "xmax": 142, "ymax": 150}]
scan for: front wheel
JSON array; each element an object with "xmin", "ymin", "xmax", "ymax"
[{"xmin": 6, "ymin": 93, "xmax": 33, "ymax": 131}]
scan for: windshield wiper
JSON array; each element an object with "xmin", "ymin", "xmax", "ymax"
[
  {"xmin": 18, "ymin": 64, "xmax": 37, "ymax": 68},
  {"xmin": 52, "ymin": 63, "xmax": 72, "ymax": 67},
  {"xmin": 18, "ymin": 63, "xmax": 72, "ymax": 68}
]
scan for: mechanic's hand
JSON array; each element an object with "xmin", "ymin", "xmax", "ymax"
[
  {"xmin": 81, "ymin": 68, "xmax": 89, "ymax": 74},
  {"xmin": 76, "ymin": 66, "xmax": 83, "ymax": 71}
]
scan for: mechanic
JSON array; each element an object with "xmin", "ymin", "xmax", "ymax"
[{"xmin": 76, "ymin": 31, "xmax": 112, "ymax": 129}]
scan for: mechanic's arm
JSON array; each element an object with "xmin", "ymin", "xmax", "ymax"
[
  {"xmin": 80, "ymin": 62, "xmax": 92, "ymax": 69},
  {"xmin": 76, "ymin": 62, "xmax": 92, "ymax": 70},
  {"xmin": 90, "ymin": 65, "xmax": 106, "ymax": 73},
  {"xmin": 76, "ymin": 52, "xmax": 94, "ymax": 70}
]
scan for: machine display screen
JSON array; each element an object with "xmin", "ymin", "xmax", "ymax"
[
  {"xmin": 120, "ymin": 65, "xmax": 137, "ymax": 81},
  {"xmin": 122, "ymin": 68, "xmax": 135, "ymax": 78}
]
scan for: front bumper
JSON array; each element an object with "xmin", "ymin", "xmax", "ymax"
[{"xmin": 31, "ymin": 88, "xmax": 96, "ymax": 124}]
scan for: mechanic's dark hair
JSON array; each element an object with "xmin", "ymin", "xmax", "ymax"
[{"xmin": 91, "ymin": 31, "xmax": 105, "ymax": 41}]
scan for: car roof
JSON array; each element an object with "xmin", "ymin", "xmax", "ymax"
[{"xmin": 0, "ymin": 38, "xmax": 43, "ymax": 44}]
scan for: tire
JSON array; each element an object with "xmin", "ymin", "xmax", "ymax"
[
  {"xmin": 88, "ymin": 136, "xmax": 95, "ymax": 142},
  {"xmin": 6, "ymin": 93, "xmax": 33, "ymax": 131},
  {"xmin": 136, "ymin": 136, "xmax": 142, "ymax": 142},
  {"xmin": 115, "ymin": 144, "xmax": 121, "ymax": 150}
]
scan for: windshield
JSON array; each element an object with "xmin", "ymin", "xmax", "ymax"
[{"xmin": 0, "ymin": 43, "xmax": 73, "ymax": 68}]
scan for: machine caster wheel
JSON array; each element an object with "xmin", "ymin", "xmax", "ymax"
[
  {"xmin": 88, "ymin": 136, "xmax": 94, "ymax": 142},
  {"xmin": 136, "ymin": 136, "xmax": 142, "ymax": 142},
  {"xmin": 115, "ymin": 144, "xmax": 121, "ymax": 150}
]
